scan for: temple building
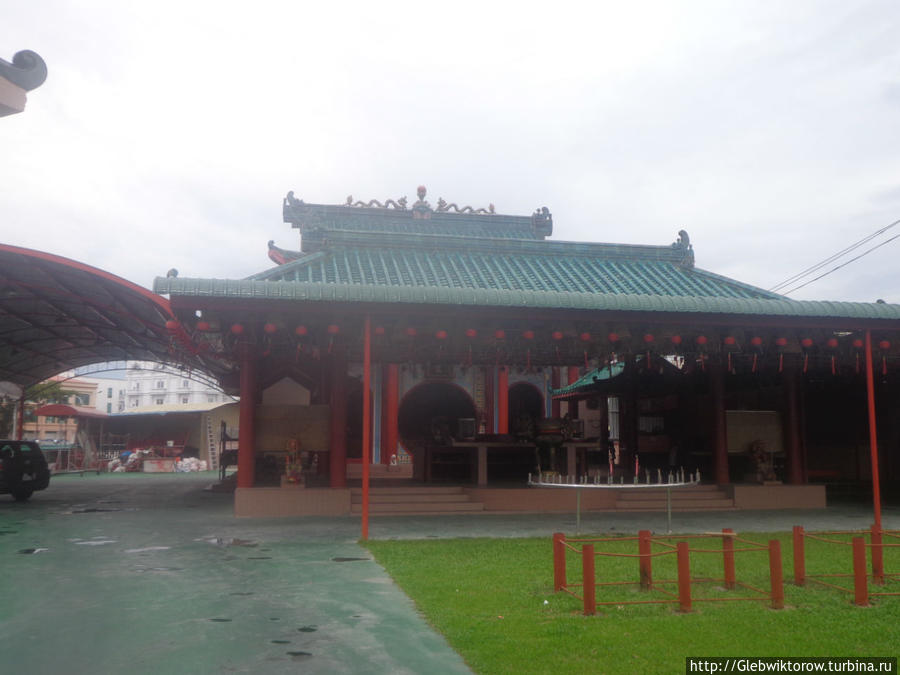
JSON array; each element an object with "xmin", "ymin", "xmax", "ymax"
[{"xmin": 153, "ymin": 187, "xmax": 900, "ymax": 517}]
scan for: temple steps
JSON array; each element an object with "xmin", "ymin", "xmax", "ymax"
[
  {"xmin": 614, "ymin": 485, "xmax": 735, "ymax": 511},
  {"xmin": 350, "ymin": 486, "xmax": 484, "ymax": 515}
]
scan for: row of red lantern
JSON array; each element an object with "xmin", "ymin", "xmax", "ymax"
[{"xmin": 179, "ymin": 321, "xmax": 893, "ymax": 352}]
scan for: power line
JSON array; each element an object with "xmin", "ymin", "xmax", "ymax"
[
  {"xmin": 769, "ymin": 217, "xmax": 900, "ymax": 292},
  {"xmin": 780, "ymin": 230, "xmax": 900, "ymax": 295}
]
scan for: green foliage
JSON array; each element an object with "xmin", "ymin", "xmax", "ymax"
[
  {"xmin": 0, "ymin": 380, "xmax": 77, "ymax": 437},
  {"xmin": 365, "ymin": 532, "xmax": 900, "ymax": 674}
]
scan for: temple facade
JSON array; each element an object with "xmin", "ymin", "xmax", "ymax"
[{"xmin": 154, "ymin": 187, "xmax": 900, "ymax": 517}]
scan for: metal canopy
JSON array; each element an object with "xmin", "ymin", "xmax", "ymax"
[
  {"xmin": 0, "ymin": 244, "xmax": 226, "ymax": 388},
  {"xmin": 32, "ymin": 403, "xmax": 108, "ymax": 420}
]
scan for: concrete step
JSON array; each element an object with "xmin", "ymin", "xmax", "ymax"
[
  {"xmin": 615, "ymin": 498, "xmax": 736, "ymax": 511},
  {"xmin": 351, "ymin": 493, "xmax": 473, "ymax": 504},
  {"xmin": 350, "ymin": 486, "xmax": 464, "ymax": 496},
  {"xmin": 616, "ymin": 490, "xmax": 729, "ymax": 502},
  {"xmin": 350, "ymin": 501, "xmax": 485, "ymax": 514}
]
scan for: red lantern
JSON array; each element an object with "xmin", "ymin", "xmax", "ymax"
[
  {"xmin": 879, "ymin": 340, "xmax": 891, "ymax": 350},
  {"xmin": 608, "ymin": 332, "xmax": 620, "ymax": 343},
  {"xmin": 642, "ymin": 333, "xmax": 654, "ymax": 344},
  {"xmin": 853, "ymin": 338, "xmax": 864, "ymax": 349},
  {"xmin": 230, "ymin": 324, "xmax": 244, "ymax": 335},
  {"xmin": 801, "ymin": 338, "xmax": 813, "ymax": 348},
  {"xmin": 405, "ymin": 327, "xmax": 417, "ymax": 337},
  {"xmin": 826, "ymin": 337, "xmax": 838, "ymax": 349},
  {"xmin": 552, "ymin": 330, "xmax": 564, "ymax": 341},
  {"xmin": 724, "ymin": 336, "xmax": 736, "ymax": 346},
  {"xmin": 295, "ymin": 325, "xmax": 308, "ymax": 336},
  {"xmin": 775, "ymin": 337, "xmax": 788, "ymax": 347},
  {"xmin": 580, "ymin": 332, "xmax": 591, "ymax": 342},
  {"xmin": 750, "ymin": 336, "xmax": 763, "ymax": 347},
  {"xmin": 263, "ymin": 323, "xmax": 278, "ymax": 335},
  {"xmin": 436, "ymin": 330, "xmax": 448, "ymax": 340},
  {"xmin": 327, "ymin": 324, "xmax": 340, "ymax": 335},
  {"xmin": 165, "ymin": 320, "xmax": 179, "ymax": 332},
  {"xmin": 695, "ymin": 335, "xmax": 708, "ymax": 346},
  {"xmin": 671, "ymin": 335, "xmax": 682, "ymax": 345},
  {"xmin": 195, "ymin": 321, "xmax": 210, "ymax": 332},
  {"xmin": 522, "ymin": 330, "xmax": 535, "ymax": 340},
  {"xmin": 374, "ymin": 326, "xmax": 386, "ymax": 336},
  {"xmin": 494, "ymin": 329, "xmax": 506, "ymax": 340},
  {"xmin": 465, "ymin": 328, "xmax": 477, "ymax": 338}
]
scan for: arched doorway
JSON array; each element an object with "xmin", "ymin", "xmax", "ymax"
[
  {"xmin": 398, "ymin": 382, "xmax": 476, "ymax": 446},
  {"xmin": 398, "ymin": 382, "xmax": 476, "ymax": 482},
  {"xmin": 508, "ymin": 382, "xmax": 544, "ymax": 438}
]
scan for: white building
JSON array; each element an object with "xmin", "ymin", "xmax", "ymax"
[
  {"xmin": 75, "ymin": 361, "xmax": 233, "ymax": 413},
  {"xmin": 122, "ymin": 361, "xmax": 233, "ymax": 410}
]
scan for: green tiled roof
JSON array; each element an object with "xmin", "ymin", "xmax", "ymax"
[
  {"xmin": 151, "ymin": 191, "xmax": 900, "ymax": 326},
  {"xmin": 551, "ymin": 362, "xmax": 626, "ymax": 398},
  {"xmin": 283, "ymin": 192, "xmax": 553, "ymax": 249},
  {"xmin": 153, "ymin": 275, "xmax": 900, "ymax": 322},
  {"xmin": 244, "ymin": 241, "xmax": 775, "ymax": 300}
]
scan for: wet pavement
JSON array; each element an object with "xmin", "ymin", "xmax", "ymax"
[{"xmin": 1, "ymin": 472, "xmax": 897, "ymax": 674}]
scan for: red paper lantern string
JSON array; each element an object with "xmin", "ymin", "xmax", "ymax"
[
  {"xmin": 327, "ymin": 324, "xmax": 340, "ymax": 354},
  {"xmin": 465, "ymin": 328, "xmax": 477, "ymax": 367},
  {"xmin": 852, "ymin": 337, "xmax": 863, "ymax": 374}
]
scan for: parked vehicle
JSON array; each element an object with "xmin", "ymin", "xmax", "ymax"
[{"xmin": 0, "ymin": 440, "xmax": 51, "ymax": 501}]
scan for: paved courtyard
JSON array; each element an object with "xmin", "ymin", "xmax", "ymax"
[{"xmin": 1, "ymin": 472, "xmax": 896, "ymax": 674}]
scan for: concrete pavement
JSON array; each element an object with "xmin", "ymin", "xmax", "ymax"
[{"xmin": 1, "ymin": 472, "xmax": 896, "ymax": 674}]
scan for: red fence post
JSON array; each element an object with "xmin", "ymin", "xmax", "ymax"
[
  {"xmin": 639, "ymin": 530, "xmax": 652, "ymax": 590},
  {"xmin": 722, "ymin": 528, "xmax": 736, "ymax": 590},
  {"xmin": 553, "ymin": 532, "xmax": 566, "ymax": 592},
  {"xmin": 792, "ymin": 526, "xmax": 805, "ymax": 586},
  {"xmin": 677, "ymin": 542, "xmax": 692, "ymax": 613},
  {"xmin": 853, "ymin": 537, "xmax": 869, "ymax": 607},
  {"xmin": 870, "ymin": 524, "xmax": 884, "ymax": 586},
  {"xmin": 582, "ymin": 544, "xmax": 596, "ymax": 616},
  {"xmin": 769, "ymin": 539, "xmax": 784, "ymax": 609}
]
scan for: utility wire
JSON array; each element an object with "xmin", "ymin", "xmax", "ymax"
[
  {"xmin": 769, "ymin": 217, "xmax": 900, "ymax": 292},
  {"xmin": 780, "ymin": 230, "xmax": 900, "ymax": 295}
]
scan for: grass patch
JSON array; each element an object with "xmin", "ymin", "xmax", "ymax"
[{"xmin": 364, "ymin": 531, "xmax": 900, "ymax": 674}]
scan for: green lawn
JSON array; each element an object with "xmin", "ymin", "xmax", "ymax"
[{"xmin": 364, "ymin": 531, "xmax": 900, "ymax": 674}]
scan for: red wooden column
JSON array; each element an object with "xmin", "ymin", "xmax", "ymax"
[
  {"xmin": 567, "ymin": 366, "xmax": 580, "ymax": 418},
  {"xmin": 329, "ymin": 347, "xmax": 348, "ymax": 488},
  {"xmin": 783, "ymin": 358, "xmax": 804, "ymax": 484},
  {"xmin": 864, "ymin": 330, "xmax": 883, "ymax": 530},
  {"xmin": 381, "ymin": 364, "xmax": 399, "ymax": 465},
  {"xmin": 497, "ymin": 366, "xmax": 509, "ymax": 434},
  {"xmin": 237, "ymin": 345, "xmax": 257, "ymax": 489},
  {"xmin": 710, "ymin": 360, "xmax": 729, "ymax": 485},
  {"xmin": 361, "ymin": 317, "xmax": 372, "ymax": 541}
]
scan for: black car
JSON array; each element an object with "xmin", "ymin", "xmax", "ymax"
[{"xmin": 0, "ymin": 440, "xmax": 51, "ymax": 501}]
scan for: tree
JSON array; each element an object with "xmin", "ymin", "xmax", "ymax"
[{"xmin": 0, "ymin": 380, "xmax": 76, "ymax": 438}]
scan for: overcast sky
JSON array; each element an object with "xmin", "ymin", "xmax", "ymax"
[{"xmin": 3, "ymin": 1, "xmax": 900, "ymax": 303}]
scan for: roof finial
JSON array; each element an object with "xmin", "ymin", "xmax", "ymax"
[{"xmin": 412, "ymin": 185, "xmax": 432, "ymax": 219}]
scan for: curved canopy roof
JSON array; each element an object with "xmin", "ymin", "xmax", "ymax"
[
  {"xmin": 0, "ymin": 244, "xmax": 225, "ymax": 388},
  {"xmin": 33, "ymin": 403, "xmax": 108, "ymax": 420}
]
